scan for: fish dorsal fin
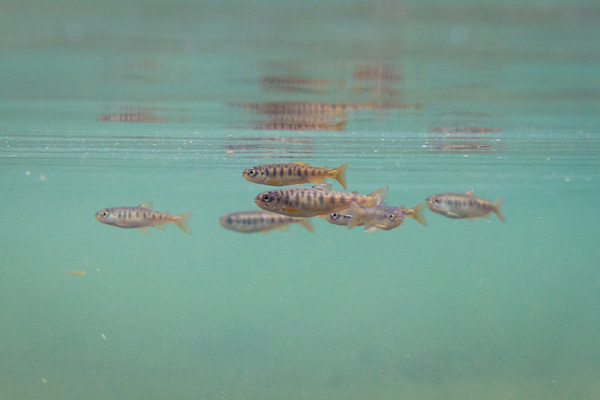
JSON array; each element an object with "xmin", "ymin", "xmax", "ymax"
[
  {"xmin": 313, "ymin": 183, "xmax": 332, "ymax": 191},
  {"xmin": 139, "ymin": 201, "xmax": 153, "ymax": 209},
  {"xmin": 465, "ymin": 191, "xmax": 474, "ymax": 195},
  {"xmin": 370, "ymin": 186, "xmax": 388, "ymax": 205}
]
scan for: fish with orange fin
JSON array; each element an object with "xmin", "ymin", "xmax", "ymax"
[
  {"xmin": 254, "ymin": 183, "xmax": 387, "ymax": 218},
  {"xmin": 95, "ymin": 202, "xmax": 190, "ymax": 233},
  {"xmin": 327, "ymin": 201, "xmax": 427, "ymax": 228},
  {"xmin": 219, "ymin": 210, "xmax": 313, "ymax": 233},
  {"xmin": 243, "ymin": 162, "xmax": 347, "ymax": 189},
  {"xmin": 426, "ymin": 192, "xmax": 504, "ymax": 222},
  {"xmin": 346, "ymin": 202, "xmax": 405, "ymax": 233}
]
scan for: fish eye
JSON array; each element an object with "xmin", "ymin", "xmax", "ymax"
[
  {"xmin": 226, "ymin": 217, "xmax": 233, "ymax": 225},
  {"xmin": 247, "ymin": 168, "xmax": 256, "ymax": 177},
  {"xmin": 434, "ymin": 198, "xmax": 440, "ymax": 204},
  {"xmin": 388, "ymin": 214, "xmax": 395, "ymax": 220},
  {"xmin": 102, "ymin": 211, "xmax": 109, "ymax": 217},
  {"xmin": 261, "ymin": 194, "xmax": 272, "ymax": 202},
  {"xmin": 331, "ymin": 213, "xmax": 339, "ymax": 219}
]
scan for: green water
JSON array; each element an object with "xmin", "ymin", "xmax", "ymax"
[{"xmin": 1, "ymin": 1, "xmax": 599, "ymax": 399}]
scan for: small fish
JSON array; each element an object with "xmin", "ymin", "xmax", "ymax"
[
  {"xmin": 243, "ymin": 162, "xmax": 347, "ymax": 189},
  {"xmin": 255, "ymin": 184, "xmax": 387, "ymax": 218},
  {"xmin": 95, "ymin": 202, "xmax": 190, "ymax": 233},
  {"xmin": 426, "ymin": 191, "xmax": 504, "ymax": 222},
  {"xmin": 346, "ymin": 202, "xmax": 405, "ymax": 233},
  {"xmin": 219, "ymin": 210, "xmax": 313, "ymax": 233},
  {"xmin": 326, "ymin": 201, "xmax": 428, "ymax": 228}
]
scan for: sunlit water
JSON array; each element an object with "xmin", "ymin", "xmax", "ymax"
[{"xmin": 1, "ymin": 1, "xmax": 599, "ymax": 399}]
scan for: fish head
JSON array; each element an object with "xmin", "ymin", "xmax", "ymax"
[
  {"xmin": 254, "ymin": 190, "xmax": 285, "ymax": 213},
  {"xmin": 379, "ymin": 207, "xmax": 405, "ymax": 230},
  {"xmin": 218, "ymin": 214, "xmax": 235, "ymax": 229},
  {"xmin": 242, "ymin": 166, "xmax": 266, "ymax": 184},
  {"xmin": 95, "ymin": 208, "xmax": 117, "ymax": 225},
  {"xmin": 426, "ymin": 195, "xmax": 447, "ymax": 213},
  {"xmin": 325, "ymin": 212, "xmax": 349, "ymax": 226}
]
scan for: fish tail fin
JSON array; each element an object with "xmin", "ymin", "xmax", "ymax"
[
  {"xmin": 299, "ymin": 218, "xmax": 314, "ymax": 233},
  {"xmin": 334, "ymin": 162, "xmax": 347, "ymax": 189},
  {"xmin": 174, "ymin": 212, "xmax": 191, "ymax": 234},
  {"xmin": 409, "ymin": 202, "xmax": 428, "ymax": 226},
  {"xmin": 347, "ymin": 202, "xmax": 362, "ymax": 230},
  {"xmin": 494, "ymin": 197, "xmax": 505, "ymax": 222},
  {"xmin": 368, "ymin": 186, "xmax": 388, "ymax": 205},
  {"xmin": 335, "ymin": 120, "xmax": 347, "ymax": 131}
]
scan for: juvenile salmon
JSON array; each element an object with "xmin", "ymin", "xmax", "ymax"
[{"xmin": 95, "ymin": 202, "xmax": 190, "ymax": 233}]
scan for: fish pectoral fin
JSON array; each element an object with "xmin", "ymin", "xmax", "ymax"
[
  {"xmin": 265, "ymin": 178, "xmax": 280, "ymax": 185},
  {"xmin": 316, "ymin": 214, "xmax": 328, "ymax": 218},
  {"xmin": 139, "ymin": 201, "xmax": 153, "ymax": 209},
  {"xmin": 283, "ymin": 208, "xmax": 299, "ymax": 214},
  {"xmin": 447, "ymin": 211, "xmax": 461, "ymax": 218},
  {"xmin": 364, "ymin": 227, "xmax": 378, "ymax": 234}
]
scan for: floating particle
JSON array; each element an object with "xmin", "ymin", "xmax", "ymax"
[{"xmin": 63, "ymin": 270, "xmax": 86, "ymax": 276}]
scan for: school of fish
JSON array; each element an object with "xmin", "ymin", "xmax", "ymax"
[
  {"xmin": 218, "ymin": 161, "xmax": 503, "ymax": 234},
  {"xmin": 94, "ymin": 162, "xmax": 503, "ymax": 235},
  {"xmin": 93, "ymin": 66, "xmax": 501, "ymax": 237}
]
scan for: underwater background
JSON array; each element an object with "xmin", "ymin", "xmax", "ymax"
[{"xmin": 1, "ymin": 0, "xmax": 599, "ymax": 399}]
